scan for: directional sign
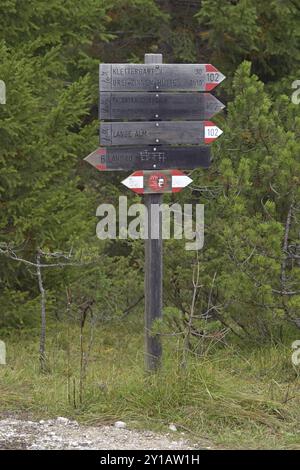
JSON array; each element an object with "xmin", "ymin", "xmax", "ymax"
[
  {"xmin": 100, "ymin": 121, "xmax": 223, "ymax": 146},
  {"xmin": 122, "ymin": 170, "xmax": 192, "ymax": 194},
  {"xmin": 99, "ymin": 92, "xmax": 225, "ymax": 121},
  {"xmin": 84, "ymin": 145, "xmax": 211, "ymax": 171},
  {"xmin": 100, "ymin": 64, "xmax": 225, "ymax": 92}
]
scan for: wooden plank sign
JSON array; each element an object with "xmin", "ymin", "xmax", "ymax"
[
  {"xmin": 84, "ymin": 54, "xmax": 227, "ymax": 374},
  {"xmin": 122, "ymin": 169, "xmax": 192, "ymax": 194},
  {"xmin": 84, "ymin": 145, "xmax": 211, "ymax": 171},
  {"xmin": 100, "ymin": 121, "xmax": 223, "ymax": 146},
  {"xmin": 100, "ymin": 64, "xmax": 225, "ymax": 92},
  {"xmin": 99, "ymin": 92, "xmax": 225, "ymax": 121}
]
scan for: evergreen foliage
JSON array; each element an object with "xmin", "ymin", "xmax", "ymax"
[{"xmin": 0, "ymin": 0, "xmax": 299, "ymax": 344}]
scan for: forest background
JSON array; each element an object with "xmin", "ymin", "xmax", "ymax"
[{"xmin": 0, "ymin": 0, "xmax": 300, "ymax": 449}]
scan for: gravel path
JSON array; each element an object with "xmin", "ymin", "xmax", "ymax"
[{"xmin": 0, "ymin": 417, "xmax": 205, "ymax": 450}]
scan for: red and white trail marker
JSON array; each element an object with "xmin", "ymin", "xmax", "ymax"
[
  {"xmin": 204, "ymin": 120, "xmax": 223, "ymax": 144},
  {"xmin": 204, "ymin": 64, "xmax": 226, "ymax": 91},
  {"xmin": 122, "ymin": 169, "xmax": 193, "ymax": 194}
]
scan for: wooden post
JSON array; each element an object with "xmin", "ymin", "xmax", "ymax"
[{"xmin": 144, "ymin": 53, "xmax": 163, "ymax": 372}]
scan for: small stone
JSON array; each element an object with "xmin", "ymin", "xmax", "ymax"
[
  {"xmin": 39, "ymin": 420, "xmax": 46, "ymax": 425},
  {"xmin": 114, "ymin": 421, "xmax": 127, "ymax": 429},
  {"xmin": 56, "ymin": 417, "xmax": 70, "ymax": 425},
  {"xmin": 45, "ymin": 420, "xmax": 54, "ymax": 426},
  {"xmin": 169, "ymin": 423, "xmax": 177, "ymax": 432}
]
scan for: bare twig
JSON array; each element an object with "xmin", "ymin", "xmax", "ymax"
[
  {"xmin": 181, "ymin": 254, "xmax": 201, "ymax": 368},
  {"xmin": 36, "ymin": 249, "xmax": 47, "ymax": 373}
]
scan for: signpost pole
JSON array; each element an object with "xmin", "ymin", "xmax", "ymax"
[{"xmin": 144, "ymin": 53, "xmax": 163, "ymax": 372}]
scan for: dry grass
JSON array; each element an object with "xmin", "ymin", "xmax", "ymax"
[{"xmin": 0, "ymin": 318, "xmax": 299, "ymax": 449}]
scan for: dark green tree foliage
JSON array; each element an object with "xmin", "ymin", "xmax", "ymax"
[
  {"xmin": 163, "ymin": 60, "xmax": 299, "ymax": 343},
  {"xmin": 0, "ymin": 0, "xmax": 158, "ymax": 326},
  {"xmin": 0, "ymin": 2, "xmax": 106, "ymax": 300},
  {"xmin": 172, "ymin": 62, "xmax": 300, "ymax": 342},
  {"xmin": 196, "ymin": 0, "xmax": 300, "ymax": 83},
  {"xmin": 0, "ymin": 0, "xmax": 299, "ymax": 342}
]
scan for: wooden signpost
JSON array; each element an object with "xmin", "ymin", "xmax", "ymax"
[{"xmin": 85, "ymin": 53, "xmax": 225, "ymax": 372}]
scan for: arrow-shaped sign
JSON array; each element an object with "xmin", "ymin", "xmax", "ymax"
[
  {"xmin": 122, "ymin": 169, "xmax": 192, "ymax": 194},
  {"xmin": 84, "ymin": 146, "xmax": 211, "ymax": 171},
  {"xmin": 100, "ymin": 120, "xmax": 223, "ymax": 146},
  {"xmin": 100, "ymin": 64, "xmax": 225, "ymax": 92},
  {"xmin": 99, "ymin": 92, "xmax": 225, "ymax": 121}
]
